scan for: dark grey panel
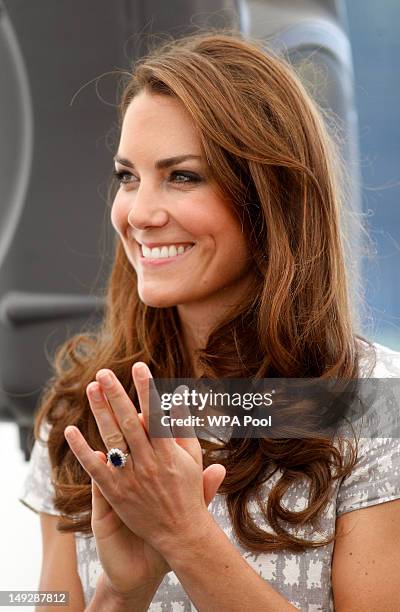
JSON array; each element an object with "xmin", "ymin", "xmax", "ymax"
[{"xmin": 0, "ymin": 0, "xmax": 239, "ymax": 457}]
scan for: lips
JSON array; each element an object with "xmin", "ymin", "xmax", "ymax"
[
  {"xmin": 130, "ymin": 231, "xmax": 195, "ymax": 250},
  {"xmin": 140, "ymin": 241, "xmax": 195, "ymax": 249}
]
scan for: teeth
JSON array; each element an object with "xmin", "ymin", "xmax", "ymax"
[{"xmin": 141, "ymin": 244, "xmax": 193, "ymax": 259}]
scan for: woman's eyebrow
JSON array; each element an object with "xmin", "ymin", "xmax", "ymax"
[{"xmin": 113, "ymin": 154, "xmax": 202, "ymax": 169}]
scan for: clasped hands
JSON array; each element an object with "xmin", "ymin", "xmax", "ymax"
[{"xmin": 64, "ymin": 362, "xmax": 226, "ymax": 602}]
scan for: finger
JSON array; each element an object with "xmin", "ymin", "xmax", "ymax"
[
  {"xmin": 64, "ymin": 426, "xmax": 114, "ymax": 493},
  {"xmin": 203, "ymin": 464, "xmax": 226, "ymax": 506},
  {"xmin": 96, "ymin": 369, "xmax": 155, "ymax": 464},
  {"xmin": 86, "ymin": 382, "xmax": 134, "ymax": 471},
  {"xmin": 91, "ymin": 451, "xmax": 114, "ymax": 520},
  {"xmin": 132, "ymin": 363, "xmax": 175, "ymax": 456},
  {"xmin": 170, "ymin": 386, "xmax": 195, "ymax": 438},
  {"xmin": 170, "ymin": 386, "xmax": 203, "ymax": 466}
]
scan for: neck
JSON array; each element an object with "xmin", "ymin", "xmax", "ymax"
[
  {"xmin": 177, "ymin": 296, "xmax": 242, "ymax": 377},
  {"xmin": 176, "ymin": 272, "xmax": 258, "ymax": 377},
  {"xmin": 177, "ymin": 302, "xmax": 215, "ymax": 377}
]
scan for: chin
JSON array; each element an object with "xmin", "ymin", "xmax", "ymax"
[{"xmin": 138, "ymin": 290, "xmax": 179, "ymax": 309}]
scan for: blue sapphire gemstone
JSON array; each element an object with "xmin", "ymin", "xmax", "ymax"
[{"xmin": 109, "ymin": 451, "xmax": 123, "ymax": 467}]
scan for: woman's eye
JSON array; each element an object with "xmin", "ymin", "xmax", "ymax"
[
  {"xmin": 112, "ymin": 169, "xmax": 202, "ymax": 187},
  {"xmin": 113, "ymin": 170, "xmax": 136, "ymax": 185},
  {"xmin": 170, "ymin": 171, "xmax": 201, "ymax": 184}
]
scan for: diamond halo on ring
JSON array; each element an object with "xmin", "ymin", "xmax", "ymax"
[{"xmin": 106, "ymin": 447, "xmax": 130, "ymax": 468}]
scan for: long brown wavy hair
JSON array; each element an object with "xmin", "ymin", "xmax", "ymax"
[{"xmin": 33, "ymin": 28, "xmax": 376, "ymax": 552}]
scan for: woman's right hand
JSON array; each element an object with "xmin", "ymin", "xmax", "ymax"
[{"xmin": 91, "ymin": 422, "xmax": 225, "ymax": 600}]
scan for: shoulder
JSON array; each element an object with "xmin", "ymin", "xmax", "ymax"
[
  {"xmin": 356, "ymin": 340, "xmax": 400, "ymax": 434},
  {"xmin": 358, "ymin": 338, "xmax": 400, "ymax": 378},
  {"xmin": 19, "ymin": 421, "xmax": 60, "ymax": 516},
  {"xmin": 336, "ymin": 340, "xmax": 400, "ymax": 517}
]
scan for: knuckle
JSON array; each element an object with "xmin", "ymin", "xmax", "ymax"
[
  {"xmin": 160, "ymin": 448, "xmax": 174, "ymax": 463},
  {"xmin": 108, "ymin": 387, "xmax": 125, "ymax": 401},
  {"xmin": 164, "ymin": 464, "xmax": 179, "ymax": 479},
  {"xmin": 138, "ymin": 462, "xmax": 158, "ymax": 480},
  {"xmin": 121, "ymin": 415, "xmax": 137, "ymax": 430},
  {"xmin": 104, "ymin": 432, "xmax": 125, "ymax": 448}
]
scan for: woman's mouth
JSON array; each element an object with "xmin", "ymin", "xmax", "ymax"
[{"xmin": 138, "ymin": 242, "xmax": 195, "ymax": 266}]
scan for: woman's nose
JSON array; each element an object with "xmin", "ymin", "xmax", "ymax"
[{"xmin": 127, "ymin": 186, "xmax": 169, "ymax": 230}]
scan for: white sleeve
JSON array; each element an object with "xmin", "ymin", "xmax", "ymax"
[
  {"xmin": 336, "ymin": 436, "xmax": 400, "ymax": 516},
  {"xmin": 18, "ymin": 421, "xmax": 61, "ymax": 516}
]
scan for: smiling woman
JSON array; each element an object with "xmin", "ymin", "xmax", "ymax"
[
  {"xmin": 19, "ymin": 27, "xmax": 400, "ymax": 612},
  {"xmin": 110, "ymin": 90, "xmax": 255, "ymax": 320}
]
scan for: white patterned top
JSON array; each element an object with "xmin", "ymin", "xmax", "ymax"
[{"xmin": 19, "ymin": 341, "xmax": 400, "ymax": 611}]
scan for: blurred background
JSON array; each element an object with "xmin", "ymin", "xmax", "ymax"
[
  {"xmin": 347, "ymin": 0, "xmax": 400, "ymax": 349},
  {"xmin": 0, "ymin": 0, "xmax": 398, "ymax": 598}
]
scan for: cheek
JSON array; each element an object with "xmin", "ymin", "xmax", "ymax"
[
  {"xmin": 217, "ymin": 211, "xmax": 247, "ymax": 250},
  {"xmin": 229, "ymin": 237, "xmax": 251, "ymax": 267},
  {"xmin": 224, "ymin": 221, "xmax": 252, "ymax": 266},
  {"xmin": 110, "ymin": 196, "xmax": 127, "ymax": 235}
]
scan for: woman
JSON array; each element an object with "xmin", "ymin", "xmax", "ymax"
[{"xmin": 20, "ymin": 29, "xmax": 400, "ymax": 610}]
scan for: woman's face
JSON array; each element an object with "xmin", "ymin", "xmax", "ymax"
[{"xmin": 111, "ymin": 90, "xmax": 254, "ymax": 311}]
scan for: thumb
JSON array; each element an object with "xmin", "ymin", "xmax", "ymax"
[{"xmin": 203, "ymin": 463, "xmax": 226, "ymax": 507}]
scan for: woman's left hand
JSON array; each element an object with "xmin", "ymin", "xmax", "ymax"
[{"xmin": 64, "ymin": 362, "xmax": 217, "ymax": 556}]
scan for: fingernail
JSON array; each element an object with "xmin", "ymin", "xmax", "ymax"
[
  {"xmin": 89, "ymin": 383, "xmax": 103, "ymax": 401},
  {"xmin": 98, "ymin": 371, "xmax": 113, "ymax": 388},
  {"xmin": 135, "ymin": 363, "xmax": 148, "ymax": 379},
  {"xmin": 65, "ymin": 426, "xmax": 77, "ymax": 439}
]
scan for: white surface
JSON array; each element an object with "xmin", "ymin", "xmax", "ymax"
[{"xmin": 0, "ymin": 422, "xmax": 42, "ymax": 607}]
